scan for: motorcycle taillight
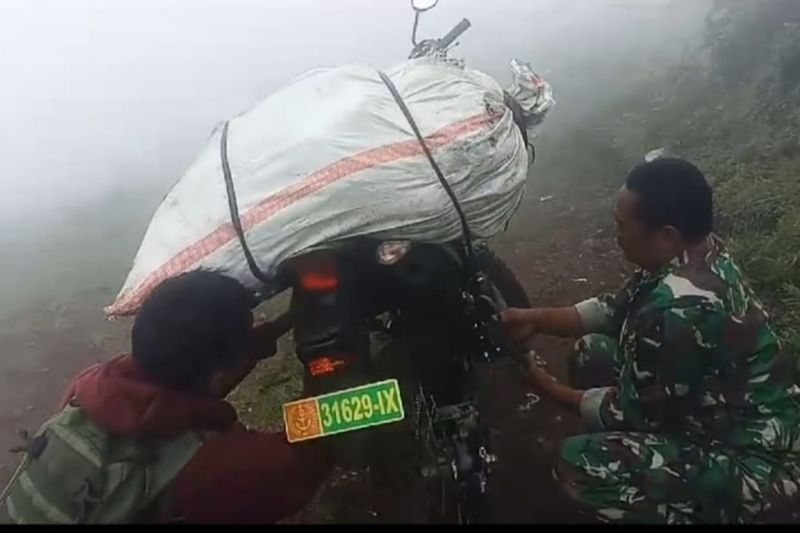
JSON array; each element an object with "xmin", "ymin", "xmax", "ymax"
[
  {"xmin": 297, "ymin": 253, "xmax": 339, "ymax": 292},
  {"xmin": 300, "ymin": 271, "xmax": 339, "ymax": 292}
]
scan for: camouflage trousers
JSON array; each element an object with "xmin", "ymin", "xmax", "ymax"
[{"xmin": 554, "ymin": 334, "xmax": 800, "ymax": 524}]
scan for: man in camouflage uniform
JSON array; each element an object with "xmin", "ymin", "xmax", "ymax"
[{"xmin": 502, "ymin": 158, "xmax": 800, "ymax": 523}]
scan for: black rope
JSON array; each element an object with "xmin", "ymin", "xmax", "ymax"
[
  {"xmin": 220, "ymin": 121, "xmax": 271, "ymax": 284},
  {"xmin": 377, "ymin": 70, "xmax": 474, "ymax": 259},
  {"xmin": 503, "ymin": 91, "xmax": 529, "ymax": 149}
]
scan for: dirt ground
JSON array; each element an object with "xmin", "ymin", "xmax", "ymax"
[{"xmin": 0, "ymin": 173, "xmax": 628, "ymax": 523}]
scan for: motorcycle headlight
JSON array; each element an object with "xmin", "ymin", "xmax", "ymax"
[{"xmin": 376, "ymin": 241, "xmax": 412, "ymax": 266}]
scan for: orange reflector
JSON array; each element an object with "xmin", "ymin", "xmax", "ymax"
[{"xmin": 308, "ymin": 356, "xmax": 347, "ymax": 377}]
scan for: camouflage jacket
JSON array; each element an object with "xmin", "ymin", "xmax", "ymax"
[{"xmin": 575, "ymin": 235, "xmax": 800, "ymax": 453}]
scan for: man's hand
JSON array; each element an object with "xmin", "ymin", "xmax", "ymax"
[
  {"xmin": 520, "ymin": 350, "xmax": 584, "ymax": 414},
  {"xmin": 251, "ymin": 320, "xmax": 281, "ymax": 360},
  {"xmin": 501, "ymin": 308, "xmax": 540, "ymax": 348},
  {"xmin": 521, "ymin": 350, "xmax": 557, "ymax": 390}
]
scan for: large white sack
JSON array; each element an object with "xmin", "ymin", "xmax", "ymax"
[{"xmin": 106, "ymin": 60, "xmax": 541, "ymax": 317}]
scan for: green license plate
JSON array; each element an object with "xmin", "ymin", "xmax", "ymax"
[{"xmin": 283, "ymin": 379, "xmax": 405, "ymax": 443}]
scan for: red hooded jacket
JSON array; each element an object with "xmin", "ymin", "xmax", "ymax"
[{"xmin": 61, "ymin": 355, "xmax": 332, "ymax": 524}]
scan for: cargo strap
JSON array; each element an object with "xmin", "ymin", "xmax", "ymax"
[
  {"xmin": 219, "ymin": 120, "xmax": 271, "ymax": 285},
  {"xmin": 377, "ymin": 70, "xmax": 474, "ymax": 260}
]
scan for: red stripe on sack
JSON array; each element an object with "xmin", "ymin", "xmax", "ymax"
[{"xmin": 105, "ymin": 111, "xmax": 501, "ymax": 317}]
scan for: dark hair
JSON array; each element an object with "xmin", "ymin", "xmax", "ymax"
[
  {"xmin": 625, "ymin": 158, "xmax": 713, "ymax": 243},
  {"xmin": 132, "ymin": 270, "xmax": 255, "ymax": 393}
]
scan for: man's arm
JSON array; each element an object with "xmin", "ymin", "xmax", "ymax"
[
  {"xmin": 504, "ymin": 307, "xmax": 587, "ymax": 340},
  {"xmin": 520, "ymin": 354, "xmax": 612, "ymax": 431},
  {"xmin": 520, "ymin": 351, "xmax": 584, "ymax": 412},
  {"xmin": 171, "ymin": 426, "xmax": 333, "ymax": 524},
  {"xmin": 572, "ymin": 273, "xmax": 641, "ymax": 337},
  {"xmin": 251, "ymin": 314, "xmax": 293, "ymax": 361},
  {"xmin": 502, "ymin": 275, "xmax": 639, "ymax": 343},
  {"xmin": 501, "ymin": 298, "xmax": 622, "ymax": 342}
]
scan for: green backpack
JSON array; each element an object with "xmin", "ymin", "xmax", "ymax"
[{"xmin": 1, "ymin": 405, "xmax": 206, "ymax": 524}]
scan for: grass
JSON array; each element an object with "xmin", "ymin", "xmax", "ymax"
[
  {"xmin": 229, "ymin": 294, "xmax": 304, "ymax": 431},
  {"xmin": 229, "ymin": 334, "xmax": 304, "ymax": 430}
]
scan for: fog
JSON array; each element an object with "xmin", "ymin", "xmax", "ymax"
[{"xmin": 0, "ymin": 0, "xmax": 711, "ymax": 317}]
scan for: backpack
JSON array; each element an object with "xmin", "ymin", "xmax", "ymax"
[{"xmin": 1, "ymin": 405, "xmax": 206, "ymax": 524}]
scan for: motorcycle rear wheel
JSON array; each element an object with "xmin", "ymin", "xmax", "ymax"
[
  {"xmin": 432, "ymin": 248, "xmax": 529, "ymax": 524},
  {"xmin": 378, "ymin": 248, "xmax": 530, "ymax": 524}
]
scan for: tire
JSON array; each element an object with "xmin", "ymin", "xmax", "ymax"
[
  {"xmin": 367, "ymin": 248, "xmax": 530, "ymax": 523},
  {"xmin": 474, "ymin": 247, "xmax": 530, "ymax": 309},
  {"xmin": 428, "ymin": 248, "xmax": 529, "ymax": 524},
  {"xmin": 475, "ymin": 247, "xmax": 532, "ymax": 368},
  {"xmin": 462, "ymin": 472, "xmax": 492, "ymax": 524}
]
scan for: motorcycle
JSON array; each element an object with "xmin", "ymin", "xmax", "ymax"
[{"xmin": 267, "ymin": 0, "xmax": 546, "ymax": 523}]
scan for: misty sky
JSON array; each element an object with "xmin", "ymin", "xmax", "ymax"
[{"xmin": 0, "ymin": 0, "xmax": 709, "ymax": 226}]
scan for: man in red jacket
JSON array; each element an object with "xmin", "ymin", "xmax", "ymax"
[{"xmin": 3, "ymin": 270, "xmax": 332, "ymax": 524}]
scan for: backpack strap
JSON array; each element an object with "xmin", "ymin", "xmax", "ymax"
[
  {"xmin": 0, "ymin": 454, "xmax": 30, "ymax": 512},
  {"xmin": 0, "ymin": 410, "xmax": 69, "ymax": 514}
]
